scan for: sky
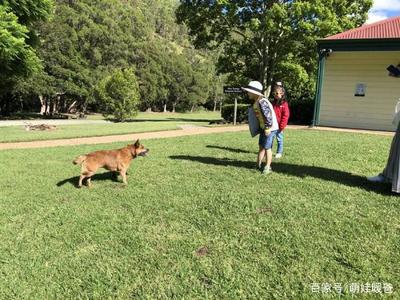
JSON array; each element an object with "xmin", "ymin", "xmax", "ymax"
[{"xmin": 367, "ymin": 0, "xmax": 400, "ymax": 23}]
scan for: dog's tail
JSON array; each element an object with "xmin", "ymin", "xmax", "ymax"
[{"xmin": 73, "ymin": 155, "xmax": 87, "ymax": 165}]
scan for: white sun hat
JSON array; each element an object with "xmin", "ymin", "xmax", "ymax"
[{"xmin": 242, "ymin": 81, "xmax": 264, "ymax": 97}]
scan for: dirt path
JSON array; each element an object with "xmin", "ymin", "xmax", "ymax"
[
  {"xmin": 0, "ymin": 125, "xmax": 394, "ymax": 150},
  {"xmin": 0, "ymin": 126, "xmax": 249, "ymax": 150}
]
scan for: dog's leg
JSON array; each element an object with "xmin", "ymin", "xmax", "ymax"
[
  {"xmin": 84, "ymin": 172, "xmax": 95, "ymax": 187},
  {"xmin": 78, "ymin": 175, "xmax": 85, "ymax": 188},
  {"xmin": 78, "ymin": 165, "xmax": 88, "ymax": 188},
  {"xmin": 86, "ymin": 177, "xmax": 92, "ymax": 188},
  {"xmin": 120, "ymin": 169, "xmax": 128, "ymax": 185}
]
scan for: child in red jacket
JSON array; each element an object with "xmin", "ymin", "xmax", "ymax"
[{"xmin": 271, "ymin": 84, "xmax": 290, "ymax": 158}]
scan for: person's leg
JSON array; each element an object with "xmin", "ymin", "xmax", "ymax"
[
  {"xmin": 381, "ymin": 125, "xmax": 400, "ymax": 187},
  {"xmin": 265, "ymin": 148, "xmax": 273, "ymax": 168},
  {"xmin": 277, "ymin": 131, "xmax": 283, "ymax": 154},
  {"xmin": 262, "ymin": 131, "xmax": 277, "ymax": 174},
  {"xmin": 258, "ymin": 146, "xmax": 266, "ymax": 169},
  {"xmin": 368, "ymin": 123, "xmax": 400, "ymax": 184},
  {"xmin": 275, "ymin": 131, "xmax": 284, "ymax": 158},
  {"xmin": 257, "ymin": 133, "xmax": 266, "ymax": 169}
]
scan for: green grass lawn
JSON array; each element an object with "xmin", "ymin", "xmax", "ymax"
[
  {"xmin": 0, "ymin": 130, "xmax": 398, "ymax": 299},
  {"xmin": 0, "ymin": 112, "xmax": 222, "ymax": 143}
]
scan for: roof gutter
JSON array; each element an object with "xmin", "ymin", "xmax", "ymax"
[{"xmin": 317, "ymin": 38, "xmax": 400, "ymax": 51}]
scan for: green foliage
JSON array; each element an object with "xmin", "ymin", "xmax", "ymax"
[
  {"xmin": 177, "ymin": 0, "xmax": 373, "ymax": 101},
  {"xmin": 33, "ymin": 0, "xmax": 145, "ymax": 112},
  {"xmin": 221, "ymin": 104, "xmax": 248, "ymax": 123},
  {"xmin": 0, "ymin": 0, "xmax": 53, "ymax": 115},
  {"xmin": 0, "ymin": 0, "xmax": 53, "ymax": 83},
  {"xmin": 2, "ymin": 0, "xmax": 53, "ymax": 25},
  {"xmin": 2, "ymin": 0, "xmax": 218, "ymax": 115},
  {"xmin": 95, "ymin": 68, "xmax": 140, "ymax": 122},
  {"xmin": 166, "ymin": 52, "xmax": 192, "ymax": 111},
  {"xmin": 0, "ymin": 6, "xmax": 40, "ymax": 79}
]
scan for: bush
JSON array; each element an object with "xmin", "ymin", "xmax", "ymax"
[
  {"xmin": 95, "ymin": 68, "xmax": 140, "ymax": 122},
  {"xmin": 288, "ymin": 96, "xmax": 315, "ymax": 125},
  {"xmin": 222, "ymin": 97, "xmax": 315, "ymax": 125},
  {"xmin": 221, "ymin": 104, "xmax": 249, "ymax": 123}
]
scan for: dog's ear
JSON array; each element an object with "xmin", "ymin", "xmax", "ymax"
[{"xmin": 134, "ymin": 139, "xmax": 140, "ymax": 147}]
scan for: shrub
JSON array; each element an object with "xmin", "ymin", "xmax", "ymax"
[
  {"xmin": 221, "ymin": 104, "xmax": 249, "ymax": 123},
  {"xmin": 288, "ymin": 96, "xmax": 315, "ymax": 125},
  {"xmin": 95, "ymin": 68, "xmax": 140, "ymax": 122}
]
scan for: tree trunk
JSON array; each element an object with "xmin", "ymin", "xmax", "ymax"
[
  {"xmin": 67, "ymin": 100, "xmax": 77, "ymax": 113},
  {"xmin": 45, "ymin": 98, "xmax": 50, "ymax": 115},
  {"xmin": 81, "ymin": 97, "xmax": 87, "ymax": 114},
  {"xmin": 48, "ymin": 98, "xmax": 53, "ymax": 116},
  {"xmin": 52, "ymin": 96, "xmax": 58, "ymax": 115},
  {"xmin": 146, "ymin": 107, "xmax": 152, "ymax": 113},
  {"xmin": 172, "ymin": 102, "xmax": 176, "ymax": 113},
  {"xmin": 264, "ymin": 58, "xmax": 276, "ymax": 98},
  {"xmin": 39, "ymin": 95, "xmax": 46, "ymax": 115},
  {"xmin": 163, "ymin": 103, "xmax": 167, "ymax": 113},
  {"xmin": 265, "ymin": 85, "xmax": 272, "ymax": 98},
  {"xmin": 213, "ymin": 100, "xmax": 217, "ymax": 112},
  {"xmin": 261, "ymin": 60, "xmax": 270, "ymax": 97},
  {"xmin": 190, "ymin": 104, "xmax": 195, "ymax": 113}
]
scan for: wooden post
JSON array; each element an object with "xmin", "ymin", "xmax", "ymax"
[{"xmin": 233, "ymin": 97, "xmax": 237, "ymax": 126}]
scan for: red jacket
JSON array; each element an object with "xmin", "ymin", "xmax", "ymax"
[{"xmin": 272, "ymin": 100, "xmax": 290, "ymax": 131}]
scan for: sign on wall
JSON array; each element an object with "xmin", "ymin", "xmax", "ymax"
[
  {"xmin": 387, "ymin": 64, "xmax": 400, "ymax": 77},
  {"xmin": 355, "ymin": 83, "xmax": 366, "ymax": 97}
]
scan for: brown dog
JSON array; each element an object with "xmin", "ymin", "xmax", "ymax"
[{"xmin": 73, "ymin": 139, "xmax": 149, "ymax": 187}]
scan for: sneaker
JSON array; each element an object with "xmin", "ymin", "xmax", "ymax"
[
  {"xmin": 261, "ymin": 166, "xmax": 272, "ymax": 175},
  {"xmin": 275, "ymin": 153, "xmax": 282, "ymax": 159},
  {"xmin": 366, "ymin": 174, "xmax": 386, "ymax": 183}
]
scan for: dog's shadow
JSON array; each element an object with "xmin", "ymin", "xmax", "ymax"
[{"xmin": 57, "ymin": 171, "xmax": 122, "ymax": 188}]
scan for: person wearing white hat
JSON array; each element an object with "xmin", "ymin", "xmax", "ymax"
[{"xmin": 243, "ymin": 81, "xmax": 279, "ymax": 174}]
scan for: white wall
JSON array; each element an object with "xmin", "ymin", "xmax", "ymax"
[{"xmin": 319, "ymin": 51, "xmax": 400, "ymax": 131}]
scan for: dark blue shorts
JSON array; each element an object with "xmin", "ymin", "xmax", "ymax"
[{"xmin": 259, "ymin": 130, "xmax": 278, "ymax": 150}]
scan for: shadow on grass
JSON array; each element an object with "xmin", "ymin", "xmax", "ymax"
[
  {"xmin": 206, "ymin": 145, "xmax": 256, "ymax": 154},
  {"xmin": 57, "ymin": 171, "xmax": 121, "ymax": 188},
  {"xmin": 0, "ymin": 112, "xmax": 68, "ymax": 120},
  {"xmin": 169, "ymin": 155, "xmax": 393, "ymax": 195}
]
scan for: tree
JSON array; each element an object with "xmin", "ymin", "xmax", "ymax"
[
  {"xmin": 135, "ymin": 40, "xmax": 170, "ymax": 112},
  {"xmin": 12, "ymin": 70, "xmax": 55, "ymax": 114},
  {"xmin": 16, "ymin": 0, "xmax": 148, "ymax": 115},
  {"xmin": 3, "ymin": 0, "xmax": 222, "ymax": 115},
  {"xmin": 207, "ymin": 72, "xmax": 226, "ymax": 112},
  {"xmin": 135, "ymin": 0, "xmax": 217, "ymax": 113},
  {"xmin": 186, "ymin": 70, "xmax": 210, "ymax": 112},
  {"xmin": 0, "ymin": 0, "xmax": 53, "ymax": 115},
  {"xmin": 95, "ymin": 68, "xmax": 140, "ymax": 122},
  {"xmin": 177, "ymin": 0, "xmax": 372, "ymax": 95},
  {"xmin": 165, "ymin": 52, "xmax": 192, "ymax": 113}
]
